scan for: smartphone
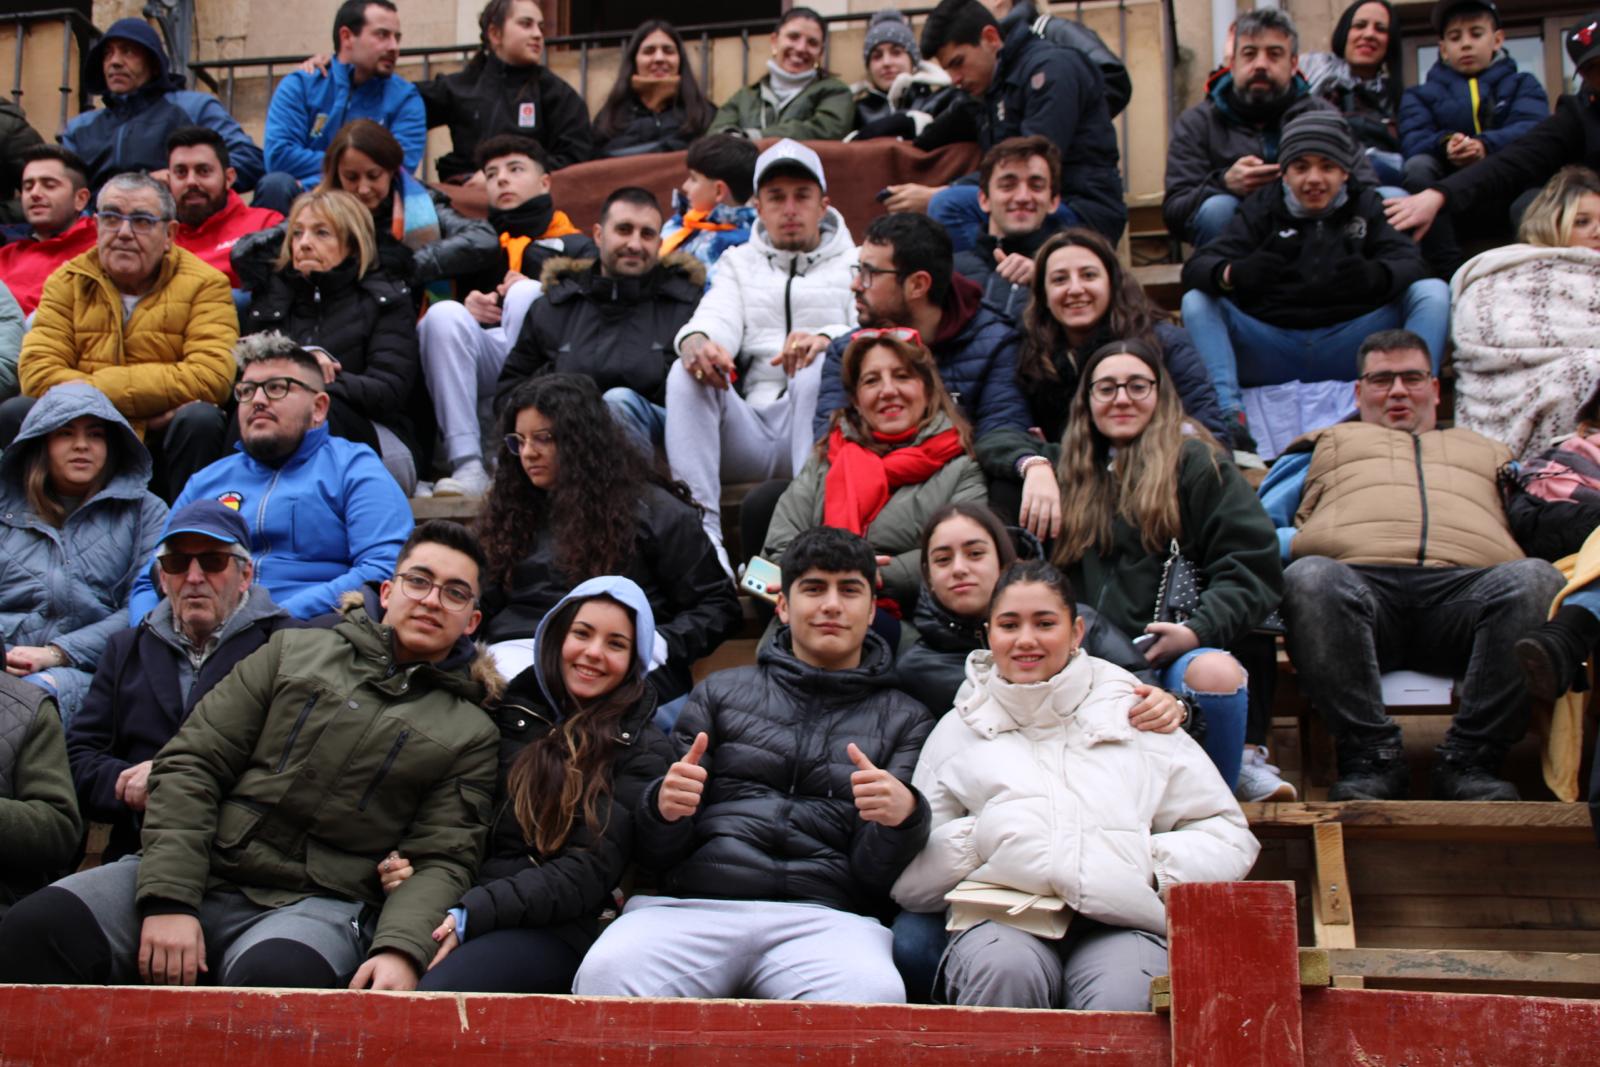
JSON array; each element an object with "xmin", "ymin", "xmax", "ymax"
[
  {"xmin": 741, "ymin": 556, "xmax": 782, "ymax": 603},
  {"xmin": 1132, "ymin": 633, "xmax": 1157, "ymax": 652},
  {"xmin": 875, "ymin": 187, "xmax": 892, "ymax": 202}
]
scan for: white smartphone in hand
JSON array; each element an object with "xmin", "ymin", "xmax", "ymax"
[{"xmin": 741, "ymin": 557, "xmax": 782, "ymax": 604}]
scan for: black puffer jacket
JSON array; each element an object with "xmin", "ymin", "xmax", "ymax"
[
  {"xmin": 495, "ymin": 253, "xmax": 705, "ymax": 412},
  {"xmin": 594, "ymin": 95, "xmax": 709, "ymax": 158},
  {"xmin": 893, "ymin": 586, "xmax": 1157, "ymax": 716},
  {"xmin": 244, "ymin": 259, "xmax": 420, "ymax": 454},
  {"xmin": 420, "ymin": 55, "xmax": 594, "ymax": 178},
  {"xmin": 458, "ymin": 669, "xmax": 674, "ymax": 952},
  {"xmin": 635, "ymin": 629, "xmax": 933, "ymax": 917},
  {"xmin": 481, "ymin": 483, "xmax": 740, "ymax": 703},
  {"xmin": 1181, "ymin": 181, "xmax": 1427, "ymax": 330}
]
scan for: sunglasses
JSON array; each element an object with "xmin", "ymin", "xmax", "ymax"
[
  {"xmin": 157, "ymin": 551, "xmax": 244, "ymax": 575},
  {"xmin": 854, "ymin": 326, "xmax": 923, "ymax": 344}
]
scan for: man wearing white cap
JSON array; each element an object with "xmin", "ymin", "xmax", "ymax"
[{"xmin": 665, "ymin": 138, "xmax": 859, "ymax": 570}]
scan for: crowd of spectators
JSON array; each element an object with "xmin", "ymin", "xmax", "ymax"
[{"xmin": 0, "ymin": 0, "xmax": 1598, "ymax": 1019}]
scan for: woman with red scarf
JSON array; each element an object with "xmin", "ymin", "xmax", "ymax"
[{"xmin": 762, "ymin": 329, "xmax": 986, "ymax": 619}]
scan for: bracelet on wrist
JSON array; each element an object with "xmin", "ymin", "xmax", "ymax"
[{"xmin": 1016, "ymin": 454, "xmax": 1051, "ymax": 478}]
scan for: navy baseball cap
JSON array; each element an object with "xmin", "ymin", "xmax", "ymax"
[{"xmin": 162, "ymin": 500, "xmax": 250, "ymax": 548}]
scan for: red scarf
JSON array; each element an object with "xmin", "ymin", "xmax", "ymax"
[{"xmin": 823, "ymin": 425, "xmax": 964, "ymax": 535}]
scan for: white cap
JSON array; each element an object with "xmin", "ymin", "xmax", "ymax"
[{"xmin": 753, "ymin": 138, "xmax": 827, "ymax": 192}]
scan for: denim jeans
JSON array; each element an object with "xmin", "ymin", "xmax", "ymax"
[
  {"xmin": 1282, "ymin": 557, "xmax": 1566, "ymax": 757},
  {"xmin": 892, "ymin": 909, "xmax": 948, "ymax": 1004},
  {"xmin": 1187, "ymin": 193, "xmax": 1241, "ymax": 248},
  {"xmin": 1160, "ymin": 647, "xmax": 1247, "ymax": 788},
  {"xmin": 928, "ymin": 184, "xmax": 1085, "ymax": 254},
  {"xmin": 252, "ymin": 171, "xmax": 306, "ymax": 215},
  {"xmin": 603, "ymin": 386, "xmax": 667, "ymax": 453},
  {"xmin": 1179, "ymin": 279, "xmax": 1450, "ymax": 415}
]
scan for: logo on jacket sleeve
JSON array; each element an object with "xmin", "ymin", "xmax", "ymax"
[
  {"xmin": 518, "ymin": 102, "xmax": 537, "ymax": 128},
  {"xmin": 217, "ymin": 491, "xmax": 244, "ymax": 510}
]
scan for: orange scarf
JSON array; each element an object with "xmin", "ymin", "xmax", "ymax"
[
  {"xmin": 499, "ymin": 211, "xmax": 582, "ymax": 274},
  {"xmin": 660, "ymin": 208, "xmax": 738, "ymax": 257}
]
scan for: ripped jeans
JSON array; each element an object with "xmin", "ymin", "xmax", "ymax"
[{"xmin": 1159, "ymin": 646, "xmax": 1247, "ymax": 788}]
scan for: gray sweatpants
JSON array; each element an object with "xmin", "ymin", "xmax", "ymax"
[
  {"xmin": 46, "ymin": 855, "xmax": 368, "ymax": 986},
  {"xmin": 940, "ymin": 919, "xmax": 1168, "ymax": 1011},
  {"xmin": 572, "ymin": 895, "xmax": 906, "ymax": 1003},
  {"xmin": 663, "ymin": 358, "xmax": 822, "ymax": 552}
]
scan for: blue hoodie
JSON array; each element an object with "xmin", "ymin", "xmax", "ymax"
[
  {"xmin": 60, "ymin": 18, "xmax": 265, "ymax": 191},
  {"xmin": 530, "ymin": 575, "xmax": 657, "ymax": 713},
  {"xmin": 127, "ymin": 423, "xmax": 413, "ymax": 621},
  {"xmin": 263, "ymin": 58, "xmax": 427, "ymax": 185}
]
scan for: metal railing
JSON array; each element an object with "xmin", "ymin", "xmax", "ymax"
[{"xmin": 2, "ymin": 8, "xmax": 97, "ymax": 130}]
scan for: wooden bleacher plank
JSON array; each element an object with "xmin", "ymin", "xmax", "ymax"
[
  {"xmin": 412, "ymin": 496, "xmax": 482, "ymax": 522},
  {"xmin": 1244, "ymin": 800, "xmax": 1593, "ymax": 843},
  {"xmin": 1309, "ymin": 824, "xmax": 1357, "ymax": 977},
  {"xmin": 1323, "ymin": 947, "xmax": 1599, "ymax": 988}
]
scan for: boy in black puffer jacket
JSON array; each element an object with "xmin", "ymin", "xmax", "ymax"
[{"xmin": 574, "ymin": 527, "xmax": 933, "ymax": 1003}]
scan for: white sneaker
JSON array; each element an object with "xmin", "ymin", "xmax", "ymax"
[
  {"xmin": 1235, "ymin": 745, "xmax": 1296, "ymax": 802},
  {"xmin": 434, "ymin": 460, "xmax": 491, "ymax": 497},
  {"xmin": 1232, "ymin": 449, "xmax": 1267, "ymax": 470},
  {"xmin": 412, "ymin": 480, "xmax": 434, "ymax": 498}
]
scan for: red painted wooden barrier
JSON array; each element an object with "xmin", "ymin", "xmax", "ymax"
[{"xmin": 2, "ymin": 882, "xmax": 1596, "ymax": 1067}]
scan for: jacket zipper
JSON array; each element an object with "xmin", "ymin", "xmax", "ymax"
[
  {"xmin": 1412, "ymin": 434, "xmax": 1430, "ymax": 565},
  {"xmin": 358, "ymin": 729, "xmax": 410, "ymax": 811},
  {"xmin": 254, "ymin": 466, "xmax": 283, "ymax": 576},
  {"xmin": 784, "ymin": 256, "xmax": 798, "ymax": 336},
  {"xmin": 274, "ymin": 694, "xmax": 320, "ymax": 773}
]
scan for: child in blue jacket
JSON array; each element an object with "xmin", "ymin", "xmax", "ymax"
[{"xmin": 1399, "ymin": 1, "xmax": 1548, "ymax": 192}]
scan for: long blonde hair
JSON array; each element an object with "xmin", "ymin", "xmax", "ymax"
[
  {"xmin": 1518, "ymin": 166, "xmax": 1600, "ymax": 248},
  {"xmin": 1052, "ymin": 339, "xmax": 1220, "ymax": 565},
  {"xmin": 818, "ymin": 333, "xmax": 973, "ymax": 459}
]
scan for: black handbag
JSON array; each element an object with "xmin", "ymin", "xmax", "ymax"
[{"xmin": 1153, "ymin": 539, "xmax": 1285, "ymax": 636}]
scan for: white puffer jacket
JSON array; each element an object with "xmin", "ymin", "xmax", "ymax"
[
  {"xmin": 891, "ymin": 649, "xmax": 1259, "ymax": 935},
  {"xmin": 673, "ymin": 205, "xmax": 858, "ymax": 405}
]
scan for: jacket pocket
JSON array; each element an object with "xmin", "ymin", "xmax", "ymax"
[
  {"xmin": 213, "ymin": 798, "xmax": 267, "ymax": 850},
  {"xmin": 357, "ymin": 729, "xmax": 410, "ymax": 812},
  {"xmin": 275, "ymin": 694, "xmax": 320, "ymax": 773}
]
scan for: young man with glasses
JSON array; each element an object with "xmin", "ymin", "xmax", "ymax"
[
  {"xmin": 1258, "ymin": 329, "xmax": 1565, "ymax": 802},
  {"xmin": 664, "ymin": 139, "xmax": 858, "ymax": 570},
  {"xmin": 126, "ymin": 332, "xmax": 412, "ymax": 621},
  {"xmin": 6, "ymin": 172, "xmax": 237, "ymax": 500},
  {"xmin": 66, "ymin": 500, "xmax": 303, "ymax": 863},
  {"xmin": 0, "ymin": 519, "xmax": 500, "ymax": 994}
]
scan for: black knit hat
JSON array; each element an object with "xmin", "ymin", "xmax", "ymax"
[
  {"xmin": 863, "ymin": 8, "xmax": 920, "ymax": 66},
  {"xmin": 1279, "ymin": 111, "xmax": 1359, "ymax": 171}
]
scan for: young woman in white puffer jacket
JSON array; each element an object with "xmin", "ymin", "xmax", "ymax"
[{"xmin": 890, "ymin": 559, "xmax": 1259, "ymax": 1011}]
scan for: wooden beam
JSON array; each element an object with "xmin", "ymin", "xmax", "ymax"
[
  {"xmin": 1323, "ymin": 948, "xmax": 1600, "ymax": 987},
  {"xmin": 1169, "ymin": 880, "xmax": 1305, "ymax": 1067},
  {"xmin": 1243, "ymin": 801, "xmax": 1594, "ymax": 844}
]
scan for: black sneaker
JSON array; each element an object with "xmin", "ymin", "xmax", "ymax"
[
  {"xmin": 1514, "ymin": 606, "xmax": 1596, "ymax": 703},
  {"xmin": 1328, "ymin": 746, "xmax": 1409, "ymax": 801},
  {"xmin": 1431, "ymin": 753, "xmax": 1519, "ymax": 802}
]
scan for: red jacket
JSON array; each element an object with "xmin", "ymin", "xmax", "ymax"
[
  {"xmin": 174, "ymin": 191, "xmax": 281, "ymax": 288},
  {"xmin": 0, "ymin": 215, "xmax": 97, "ymax": 314}
]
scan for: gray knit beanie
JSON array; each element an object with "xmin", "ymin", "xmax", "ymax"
[
  {"xmin": 1278, "ymin": 111, "xmax": 1359, "ymax": 171},
  {"xmin": 863, "ymin": 8, "xmax": 920, "ymax": 66}
]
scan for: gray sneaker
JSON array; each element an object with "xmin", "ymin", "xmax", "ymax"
[
  {"xmin": 434, "ymin": 460, "xmax": 491, "ymax": 498},
  {"xmin": 1235, "ymin": 745, "xmax": 1296, "ymax": 802}
]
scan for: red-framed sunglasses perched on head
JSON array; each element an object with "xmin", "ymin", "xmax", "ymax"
[{"xmin": 853, "ymin": 326, "xmax": 923, "ymax": 344}]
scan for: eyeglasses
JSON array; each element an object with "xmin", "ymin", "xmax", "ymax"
[
  {"xmin": 1358, "ymin": 370, "xmax": 1431, "ymax": 390},
  {"xmin": 394, "ymin": 571, "xmax": 477, "ymax": 612},
  {"xmin": 96, "ymin": 209, "xmax": 168, "ymax": 234},
  {"xmin": 157, "ymin": 551, "xmax": 245, "ymax": 575},
  {"xmin": 854, "ymin": 326, "xmax": 923, "ymax": 344},
  {"xmin": 1088, "ymin": 376, "xmax": 1156, "ymax": 402},
  {"xmin": 849, "ymin": 263, "xmax": 911, "ymax": 284},
  {"xmin": 504, "ymin": 430, "xmax": 556, "ymax": 456},
  {"xmin": 234, "ymin": 377, "xmax": 322, "ymax": 403}
]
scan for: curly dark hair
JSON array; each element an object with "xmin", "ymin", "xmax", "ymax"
[{"xmin": 478, "ymin": 374, "xmax": 696, "ymax": 589}]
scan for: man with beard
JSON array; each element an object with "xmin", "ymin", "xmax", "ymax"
[
  {"xmin": 0, "ymin": 147, "xmax": 97, "ymax": 317},
  {"xmin": 495, "ymin": 186, "xmax": 704, "ymax": 452},
  {"xmin": 1163, "ymin": 8, "xmax": 1379, "ymax": 248},
  {"xmin": 166, "ymin": 128, "xmax": 283, "ymax": 296},
  {"xmin": 126, "ymin": 332, "xmax": 412, "ymax": 621}
]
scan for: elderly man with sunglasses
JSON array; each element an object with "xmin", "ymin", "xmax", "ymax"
[
  {"xmin": 8, "ymin": 172, "xmax": 236, "ymax": 501},
  {"xmin": 1258, "ymin": 329, "xmax": 1565, "ymax": 803},
  {"xmin": 0, "ymin": 519, "xmax": 499, "ymax": 993},
  {"xmin": 126, "ymin": 332, "xmax": 412, "ymax": 622},
  {"xmin": 65, "ymin": 500, "xmax": 304, "ymax": 864}
]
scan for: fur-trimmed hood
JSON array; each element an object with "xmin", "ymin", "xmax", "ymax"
[{"xmin": 536, "ymin": 250, "xmax": 706, "ymax": 294}]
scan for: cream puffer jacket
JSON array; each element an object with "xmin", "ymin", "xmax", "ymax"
[{"xmin": 891, "ymin": 648, "xmax": 1260, "ymax": 935}]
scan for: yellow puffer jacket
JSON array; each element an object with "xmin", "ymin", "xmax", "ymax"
[
  {"xmin": 1291, "ymin": 422, "xmax": 1523, "ymax": 568},
  {"xmin": 19, "ymin": 244, "xmax": 237, "ymax": 435}
]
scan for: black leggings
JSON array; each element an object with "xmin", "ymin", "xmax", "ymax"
[{"xmin": 416, "ymin": 926, "xmax": 584, "ymax": 994}]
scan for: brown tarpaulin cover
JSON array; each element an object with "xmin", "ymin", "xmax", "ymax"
[{"xmin": 436, "ymin": 139, "xmax": 982, "ymax": 233}]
